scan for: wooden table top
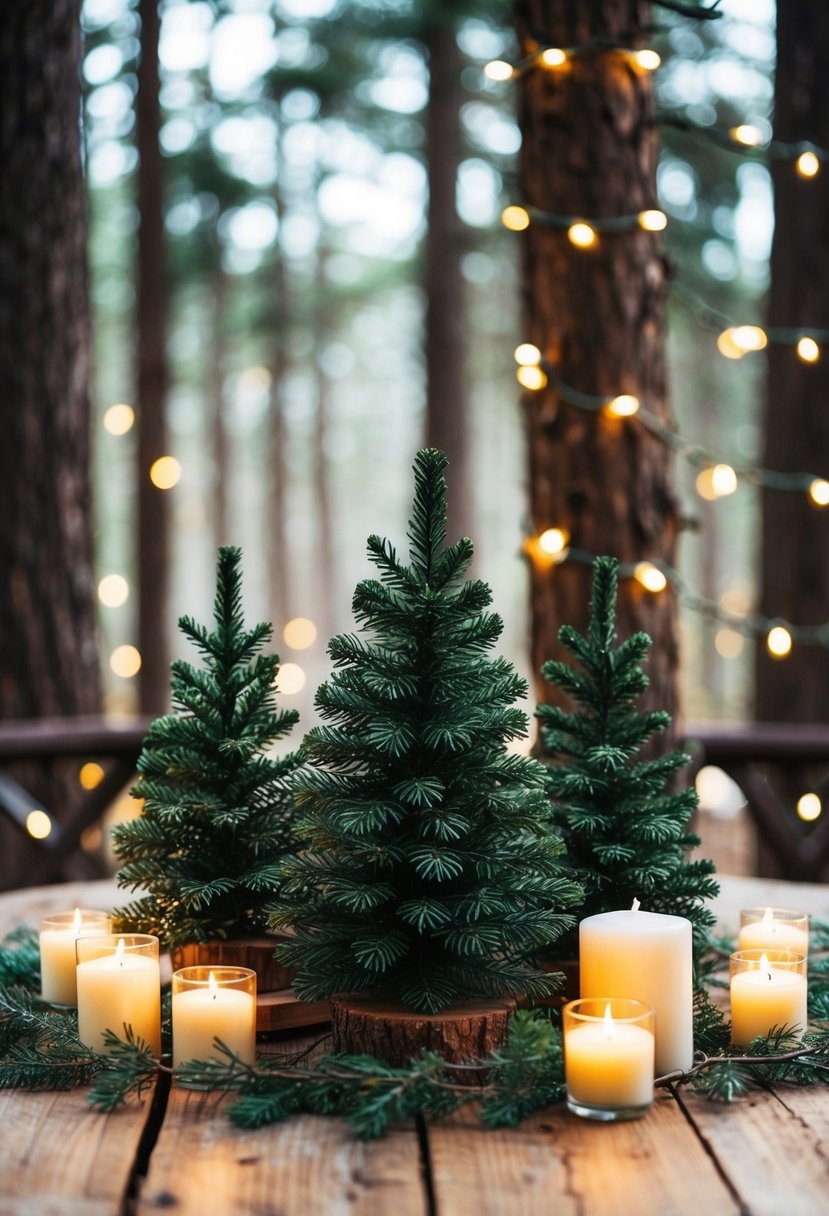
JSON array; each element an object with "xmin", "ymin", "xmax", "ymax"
[{"xmin": 1, "ymin": 875, "xmax": 827, "ymax": 1216}]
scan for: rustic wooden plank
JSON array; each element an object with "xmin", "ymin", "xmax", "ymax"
[
  {"xmin": 0, "ymin": 1083, "xmax": 154, "ymax": 1216},
  {"xmin": 255, "ymin": 989, "xmax": 330, "ymax": 1034},
  {"xmin": 136, "ymin": 1086, "xmax": 427, "ymax": 1216},
  {"xmin": 678, "ymin": 1086, "xmax": 829, "ymax": 1216},
  {"xmin": 426, "ymin": 1092, "xmax": 740, "ymax": 1216},
  {"xmin": 711, "ymin": 874, "xmax": 829, "ymax": 937}
]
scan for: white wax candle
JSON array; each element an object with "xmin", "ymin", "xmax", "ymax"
[
  {"xmin": 76, "ymin": 940, "xmax": 161, "ymax": 1055},
  {"xmin": 730, "ymin": 963, "xmax": 808, "ymax": 1047},
  {"xmin": 738, "ymin": 908, "xmax": 809, "ymax": 956},
  {"xmin": 172, "ymin": 977, "xmax": 256, "ymax": 1068},
  {"xmin": 579, "ymin": 906, "xmax": 694, "ymax": 1075},
  {"xmin": 565, "ymin": 1018, "xmax": 654, "ymax": 1109},
  {"xmin": 40, "ymin": 909, "xmax": 110, "ymax": 1006}
]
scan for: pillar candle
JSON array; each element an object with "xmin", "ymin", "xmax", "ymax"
[
  {"xmin": 730, "ymin": 951, "xmax": 808, "ymax": 1047},
  {"xmin": 76, "ymin": 935, "xmax": 161, "ymax": 1055},
  {"xmin": 738, "ymin": 907, "xmax": 809, "ymax": 956},
  {"xmin": 172, "ymin": 967, "xmax": 256, "ymax": 1069},
  {"xmin": 579, "ymin": 903, "xmax": 694, "ymax": 1075},
  {"xmin": 40, "ymin": 909, "xmax": 111, "ymax": 1005}
]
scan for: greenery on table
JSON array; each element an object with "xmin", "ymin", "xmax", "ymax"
[
  {"xmin": 113, "ymin": 545, "xmax": 304, "ymax": 948},
  {"xmin": 537, "ymin": 555, "xmax": 719, "ymax": 953},
  {"xmin": 268, "ymin": 449, "xmax": 582, "ymax": 1013}
]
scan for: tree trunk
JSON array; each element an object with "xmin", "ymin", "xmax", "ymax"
[
  {"xmin": 210, "ymin": 269, "xmax": 230, "ymax": 550},
  {"xmin": 136, "ymin": 0, "xmax": 170, "ymax": 713},
  {"xmin": 268, "ymin": 100, "xmax": 290, "ymax": 632},
  {"xmin": 424, "ymin": 5, "xmax": 470, "ymax": 542},
  {"xmin": 313, "ymin": 252, "xmax": 336, "ymax": 641},
  {"xmin": 0, "ymin": 0, "xmax": 100, "ymax": 721},
  {"xmin": 756, "ymin": 1, "xmax": 829, "ymax": 725},
  {"xmin": 515, "ymin": 2, "xmax": 679, "ymax": 730}
]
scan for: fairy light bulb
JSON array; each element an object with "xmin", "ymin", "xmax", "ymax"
[
  {"xmin": 149, "ymin": 456, "xmax": 182, "ymax": 490},
  {"xmin": 711, "ymin": 464, "xmax": 738, "ymax": 497},
  {"xmin": 514, "ymin": 343, "xmax": 542, "ymax": 366},
  {"xmin": 631, "ymin": 49, "xmax": 660, "ymax": 72},
  {"xmin": 796, "ymin": 151, "xmax": 820, "ymax": 179},
  {"xmin": 808, "ymin": 478, "xmax": 829, "ymax": 507},
  {"xmin": 797, "ymin": 792, "xmax": 822, "ymax": 822},
  {"xmin": 26, "ymin": 810, "xmax": 52, "ymax": 840},
  {"xmin": 540, "ymin": 47, "xmax": 567, "ymax": 68},
  {"xmin": 634, "ymin": 562, "xmax": 667, "ymax": 593},
  {"xmin": 638, "ymin": 209, "xmax": 667, "ymax": 232},
  {"xmin": 110, "ymin": 645, "xmax": 142, "ymax": 678},
  {"xmin": 502, "ymin": 205, "xmax": 530, "ymax": 232},
  {"xmin": 516, "ymin": 365, "xmax": 547, "ymax": 391},
  {"xmin": 538, "ymin": 527, "xmax": 569, "ymax": 557},
  {"xmin": 98, "ymin": 574, "xmax": 129, "ymax": 608},
  {"xmin": 567, "ymin": 221, "xmax": 597, "ymax": 249},
  {"xmin": 103, "ymin": 404, "xmax": 135, "ymax": 435},
  {"xmin": 605, "ymin": 394, "xmax": 640, "ymax": 418},
  {"xmin": 796, "ymin": 336, "xmax": 820, "ymax": 363},
  {"xmin": 484, "ymin": 59, "xmax": 514, "ymax": 82},
  {"xmin": 766, "ymin": 626, "xmax": 792, "ymax": 659},
  {"xmin": 730, "ymin": 124, "xmax": 763, "ymax": 147}
]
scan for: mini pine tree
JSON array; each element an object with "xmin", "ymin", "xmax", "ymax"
[
  {"xmin": 113, "ymin": 546, "xmax": 303, "ymax": 948},
  {"xmin": 269, "ymin": 449, "xmax": 582, "ymax": 1014},
  {"xmin": 537, "ymin": 556, "xmax": 718, "ymax": 951}
]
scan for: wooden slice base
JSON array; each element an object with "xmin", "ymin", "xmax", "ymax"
[
  {"xmin": 256, "ymin": 989, "xmax": 331, "ymax": 1035},
  {"xmin": 170, "ymin": 936, "xmax": 294, "ymax": 993},
  {"xmin": 330, "ymin": 993, "xmax": 515, "ymax": 1080}
]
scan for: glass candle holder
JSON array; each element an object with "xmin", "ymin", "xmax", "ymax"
[
  {"xmin": 172, "ymin": 966, "xmax": 257, "ymax": 1079},
  {"xmin": 729, "ymin": 948, "xmax": 808, "ymax": 1047},
  {"xmin": 563, "ymin": 997, "xmax": 655, "ymax": 1122},
  {"xmin": 738, "ymin": 907, "xmax": 809, "ymax": 956},
  {"xmin": 40, "ymin": 909, "xmax": 111, "ymax": 1006},
  {"xmin": 76, "ymin": 934, "xmax": 161, "ymax": 1055}
]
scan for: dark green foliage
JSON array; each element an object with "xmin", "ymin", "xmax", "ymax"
[
  {"xmin": 269, "ymin": 450, "xmax": 582, "ymax": 1013},
  {"xmin": 691, "ymin": 984, "xmax": 731, "ymax": 1057},
  {"xmin": 537, "ymin": 556, "xmax": 718, "ymax": 952},
  {"xmin": 113, "ymin": 547, "xmax": 303, "ymax": 948},
  {"xmin": 0, "ymin": 926, "xmax": 41, "ymax": 991}
]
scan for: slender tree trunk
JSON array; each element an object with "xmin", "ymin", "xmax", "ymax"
[
  {"xmin": 515, "ymin": 2, "xmax": 678, "ymax": 728},
  {"xmin": 756, "ymin": 1, "xmax": 829, "ymax": 724},
  {"xmin": 136, "ymin": 0, "xmax": 170, "ymax": 712},
  {"xmin": 424, "ymin": 5, "xmax": 470, "ymax": 542},
  {"xmin": 268, "ymin": 94, "xmax": 291, "ymax": 631},
  {"xmin": 313, "ymin": 253, "xmax": 336, "ymax": 641},
  {"xmin": 210, "ymin": 269, "xmax": 230, "ymax": 549}
]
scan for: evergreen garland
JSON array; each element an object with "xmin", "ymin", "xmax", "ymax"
[
  {"xmin": 113, "ymin": 546, "xmax": 303, "ymax": 947},
  {"xmin": 269, "ymin": 449, "xmax": 583, "ymax": 1012},
  {"xmin": 537, "ymin": 555, "xmax": 719, "ymax": 950}
]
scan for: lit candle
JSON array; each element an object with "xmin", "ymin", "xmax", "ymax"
[
  {"xmin": 563, "ymin": 998, "xmax": 655, "ymax": 1120},
  {"xmin": 172, "ymin": 966, "xmax": 256, "ymax": 1071},
  {"xmin": 739, "ymin": 906, "xmax": 809, "ymax": 956},
  {"xmin": 40, "ymin": 909, "xmax": 111, "ymax": 1005},
  {"xmin": 730, "ymin": 949, "xmax": 808, "ymax": 1047},
  {"xmin": 579, "ymin": 900, "xmax": 694, "ymax": 1075},
  {"xmin": 76, "ymin": 934, "xmax": 161, "ymax": 1055}
]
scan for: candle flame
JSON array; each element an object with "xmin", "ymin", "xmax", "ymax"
[
  {"xmin": 631, "ymin": 897, "xmax": 641, "ymax": 912},
  {"xmin": 115, "ymin": 937, "xmax": 126, "ymax": 965},
  {"xmin": 72, "ymin": 908, "xmax": 82, "ymax": 932},
  {"xmin": 760, "ymin": 952, "xmax": 772, "ymax": 980},
  {"xmin": 603, "ymin": 1003, "xmax": 616, "ymax": 1040},
  {"xmin": 209, "ymin": 970, "xmax": 218, "ymax": 999}
]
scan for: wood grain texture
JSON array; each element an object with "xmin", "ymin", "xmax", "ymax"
[
  {"xmin": 255, "ymin": 989, "xmax": 330, "ymax": 1034},
  {"xmin": 136, "ymin": 1087, "xmax": 426, "ymax": 1216},
  {"xmin": 169, "ymin": 937, "xmax": 295, "ymax": 994}
]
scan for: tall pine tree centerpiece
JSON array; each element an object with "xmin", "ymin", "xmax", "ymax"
[
  {"xmin": 113, "ymin": 547, "xmax": 303, "ymax": 986},
  {"xmin": 269, "ymin": 449, "xmax": 582, "ymax": 1063},
  {"xmin": 537, "ymin": 556, "xmax": 718, "ymax": 954}
]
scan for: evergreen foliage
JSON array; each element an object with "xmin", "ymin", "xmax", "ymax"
[
  {"xmin": 537, "ymin": 556, "xmax": 718, "ymax": 949},
  {"xmin": 269, "ymin": 449, "xmax": 582, "ymax": 1013},
  {"xmin": 113, "ymin": 546, "xmax": 303, "ymax": 947}
]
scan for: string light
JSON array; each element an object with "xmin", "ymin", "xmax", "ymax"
[
  {"xmin": 26, "ymin": 810, "xmax": 52, "ymax": 840},
  {"xmin": 516, "ymin": 365, "xmax": 548, "ymax": 391},
  {"xmin": 514, "ymin": 343, "xmax": 542, "ymax": 366},
  {"xmin": 672, "ymin": 281, "xmax": 829, "ymax": 355},
  {"xmin": 630, "ymin": 49, "xmax": 660, "ymax": 72},
  {"xmin": 484, "ymin": 59, "xmax": 514, "ymax": 82},
  {"xmin": 660, "ymin": 113, "xmax": 828, "ymax": 176},
  {"xmin": 766, "ymin": 626, "xmax": 793, "ymax": 659},
  {"xmin": 638, "ymin": 209, "xmax": 667, "ymax": 232},
  {"xmin": 149, "ymin": 456, "xmax": 182, "ymax": 490},
  {"xmin": 275, "ymin": 662, "xmax": 306, "ymax": 695},
  {"xmin": 79, "ymin": 762, "xmax": 105, "ymax": 790},
  {"xmin": 808, "ymin": 479, "xmax": 829, "ymax": 507},
  {"xmin": 605, "ymin": 394, "xmax": 640, "ymax": 418},
  {"xmin": 540, "ymin": 47, "xmax": 567, "ymax": 68},
  {"xmin": 110, "ymin": 645, "xmax": 142, "ymax": 678},
  {"xmin": 729, "ymin": 124, "xmax": 764, "ymax": 148},
  {"xmin": 503, "ymin": 206, "xmax": 666, "ymax": 238},
  {"xmin": 539, "ymin": 527, "xmax": 569, "ymax": 557},
  {"xmin": 103, "ymin": 404, "xmax": 135, "ymax": 435},
  {"xmin": 797, "ymin": 793, "xmax": 822, "ymax": 822},
  {"xmin": 98, "ymin": 574, "xmax": 129, "ymax": 608},
  {"xmin": 796, "ymin": 151, "xmax": 820, "ymax": 179},
  {"xmin": 796, "ymin": 336, "xmax": 820, "ymax": 363},
  {"xmin": 283, "ymin": 618, "xmax": 318, "ymax": 650},
  {"xmin": 501, "ymin": 205, "xmax": 530, "ymax": 232},
  {"xmin": 634, "ymin": 561, "xmax": 667, "ymax": 593},
  {"xmin": 716, "ymin": 326, "xmax": 768, "ymax": 360},
  {"xmin": 567, "ymin": 221, "xmax": 597, "ymax": 249}
]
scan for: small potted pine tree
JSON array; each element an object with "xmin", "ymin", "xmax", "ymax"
[
  {"xmin": 268, "ymin": 449, "xmax": 582, "ymax": 1064},
  {"xmin": 112, "ymin": 546, "xmax": 303, "ymax": 991}
]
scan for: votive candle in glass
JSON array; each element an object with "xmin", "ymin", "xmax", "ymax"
[
  {"xmin": 738, "ymin": 907, "xmax": 809, "ymax": 957},
  {"xmin": 172, "ymin": 966, "xmax": 256, "ymax": 1074},
  {"xmin": 563, "ymin": 997, "xmax": 655, "ymax": 1121},
  {"xmin": 730, "ymin": 948, "xmax": 808, "ymax": 1047},
  {"xmin": 76, "ymin": 934, "xmax": 161, "ymax": 1055},
  {"xmin": 40, "ymin": 909, "xmax": 111, "ymax": 1006}
]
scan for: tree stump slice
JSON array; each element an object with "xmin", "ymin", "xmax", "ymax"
[
  {"xmin": 169, "ymin": 936, "xmax": 294, "ymax": 993},
  {"xmin": 330, "ymin": 993, "xmax": 515, "ymax": 1082},
  {"xmin": 256, "ymin": 989, "xmax": 331, "ymax": 1035}
]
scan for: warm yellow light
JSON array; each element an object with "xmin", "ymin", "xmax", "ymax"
[
  {"xmin": 103, "ymin": 404, "xmax": 135, "ymax": 436},
  {"xmin": 730, "ymin": 124, "xmax": 763, "ymax": 147},
  {"xmin": 634, "ymin": 562, "xmax": 667, "ymax": 593},
  {"xmin": 502, "ymin": 205, "xmax": 530, "ymax": 232},
  {"xmin": 484, "ymin": 59, "xmax": 514, "ymax": 82},
  {"xmin": 283, "ymin": 617, "xmax": 318, "ymax": 650},
  {"xmin": 149, "ymin": 456, "xmax": 182, "ymax": 490},
  {"xmin": 631, "ymin": 49, "xmax": 661, "ymax": 72},
  {"xmin": 605, "ymin": 394, "xmax": 640, "ymax": 418},
  {"xmin": 540, "ymin": 47, "xmax": 567, "ymax": 68},
  {"xmin": 715, "ymin": 628, "xmax": 744, "ymax": 659},
  {"xmin": 638, "ymin": 209, "xmax": 667, "ymax": 232},
  {"xmin": 538, "ymin": 528, "xmax": 569, "ymax": 557},
  {"xmin": 79, "ymin": 762, "xmax": 105, "ymax": 790},
  {"xmin": 808, "ymin": 478, "xmax": 829, "ymax": 507},
  {"xmin": 711, "ymin": 464, "xmax": 738, "ymax": 497},
  {"xmin": 275, "ymin": 662, "xmax": 306, "ymax": 695},
  {"xmin": 766, "ymin": 626, "xmax": 792, "ymax": 659},
  {"xmin": 567, "ymin": 222, "xmax": 597, "ymax": 249},
  {"xmin": 514, "ymin": 343, "xmax": 542, "ymax": 366},
  {"xmin": 110, "ymin": 644, "xmax": 142, "ymax": 678},
  {"xmin": 796, "ymin": 151, "xmax": 820, "ymax": 179},
  {"xmin": 516, "ymin": 365, "xmax": 548, "ymax": 391},
  {"xmin": 26, "ymin": 810, "xmax": 52, "ymax": 840},
  {"xmin": 797, "ymin": 792, "xmax": 822, "ymax": 822},
  {"xmin": 98, "ymin": 574, "xmax": 129, "ymax": 608},
  {"xmin": 797, "ymin": 336, "xmax": 820, "ymax": 363},
  {"xmin": 716, "ymin": 330, "xmax": 744, "ymax": 360}
]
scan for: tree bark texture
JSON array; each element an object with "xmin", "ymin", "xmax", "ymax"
[
  {"xmin": 514, "ymin": 2, "xmax": 679, "ymax": 730},
  {"xmin": 756, "ymin": 1, "xmax": 829, "ymax": 724},
  {"xmin": 424, "ymin": 5, "xmax": 471, "ymax": 542},
  {"xmin": 136, "ymin": 0, "xmax": 170, "ymax": 713},
  {"xmin": 0, "ymin": 0, "xmax": 100, "ymax": 722}
]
